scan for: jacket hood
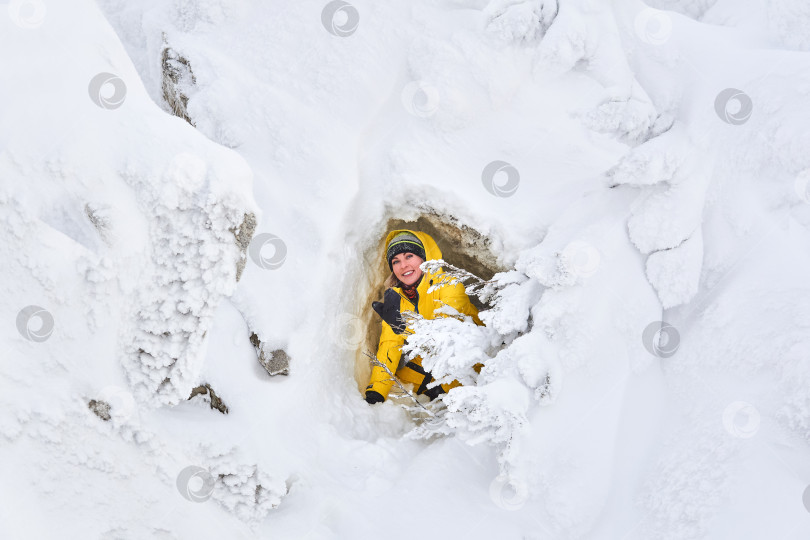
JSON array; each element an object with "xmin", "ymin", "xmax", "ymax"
[{"xmin": 383, "ymin": 229, "xmax": 443, "ymax": 275}]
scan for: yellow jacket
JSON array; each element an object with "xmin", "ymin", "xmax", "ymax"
[{"xmin": 366, "ymin": 229, "xmax": 484, "ymax": 401}]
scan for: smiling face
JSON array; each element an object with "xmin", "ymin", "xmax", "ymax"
[{"xmin": 391, "ymin": 252, "xmax": 424, "ymax": 287}]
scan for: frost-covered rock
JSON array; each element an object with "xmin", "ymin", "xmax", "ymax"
[
  {"xmin": 583, "ymin": 98, "xmax": 674, "ymax": 147},
  {"xmin": 605, "ymin": 120, "xmax": 708, "ymax": 307},
  {"xmin": 484, "ymin": 0, "xmax": 558, "ymax": 44},
  {"xmin": 123, "ymin": 151, "xmax": 255, "ymax": 406},
  {"xmin": 606, "ymin": 123, "xmax": 694, "ymax": 188},
  {"xmin": 161, "ymin": 41, "xmax": 197, "ymax": 125},
  {"xmin": 0, "ymin": 0, "xmax": 258, "ymax": 411},
  {"xmin": 205, "ymin": 454, "xmax": 288, "ymax": 523},
  {"xmin": 4, "ymin": 0, "xmax": 810, "ymax": 537},
  {"xmin": 645, "ymin": 230, "xmax": 703, "ymax": 309}
]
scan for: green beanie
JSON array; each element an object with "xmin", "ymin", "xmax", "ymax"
[{"xmin": 386, "ymin": 232, "xmax": 426, "ymax": 270}]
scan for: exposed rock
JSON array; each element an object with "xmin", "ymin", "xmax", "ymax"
[
  {"xmin": 204, "ymin": 457, "xmax": 288, "ymax": 521},
  {"xmin": 88, "ymin": 399, "xmax": 111, "ymax": 421},
  {"xmin": 250, "ymin": 333, "xmax": 290, "ymax": 376},
  {"xmin": 84, "ymin": 203, "xmax": 113, "ymax": 245},
  {"xmin": 232, "ymin": 212, "xmax": 257, "ymax": 282},
  {"xmin": 411, "ymin": 208, "xmax": 501, "ymax": 280},
  {"xmin": 161, "ymin": 37, "xmax": 196, "ymax": 125},
  {"xmin": 189, "ymin": 383, "xmax": 229, "ymax": 414}
]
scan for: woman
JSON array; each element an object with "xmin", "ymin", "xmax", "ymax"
[{"xmin": 365, "ymin": 229, "xmax": 483, "ymax": 404}]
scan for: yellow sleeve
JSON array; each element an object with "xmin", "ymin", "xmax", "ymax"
[
  {"xmin": 366, "ymin": 320, "xmax": 406, "ymax": 399},
  {"xmin": 436, "ymin": 280, "xmax": 484, "ymax": 326}
]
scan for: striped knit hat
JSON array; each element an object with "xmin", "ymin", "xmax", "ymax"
[{"xmin": 386, "ymin": 232, "xmax": 426, "ymax": 270}]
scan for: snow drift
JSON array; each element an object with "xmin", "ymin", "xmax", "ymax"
[{"xmin": 2, "ymin": 0, "xmax": 810, "ymax": 538}]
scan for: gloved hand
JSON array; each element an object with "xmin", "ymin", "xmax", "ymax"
[
  {"xmin": 365, "ymin": 390, "xmax": 384, "ymax": 404},
  {"xmin": 423, "ymin": 384, "xmax": 445, "ymax": 401},
  {"xmin": 372, "ymin": 288, "xmax": 407, "ymax": 334}
]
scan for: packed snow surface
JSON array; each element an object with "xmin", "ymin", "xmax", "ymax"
[{"xmin": 2, "ymin": 0, "xmax": 810, "ymax": 538}]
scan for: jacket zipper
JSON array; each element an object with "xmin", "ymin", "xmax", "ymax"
[{"xmin": 397, "ymin": 291, "xmax": 419, "ymax": 314}]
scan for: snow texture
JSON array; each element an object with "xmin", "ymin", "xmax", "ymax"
[{"xmin": 3, "ymin": 0, "xmax": 810, "ymax": 538}]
